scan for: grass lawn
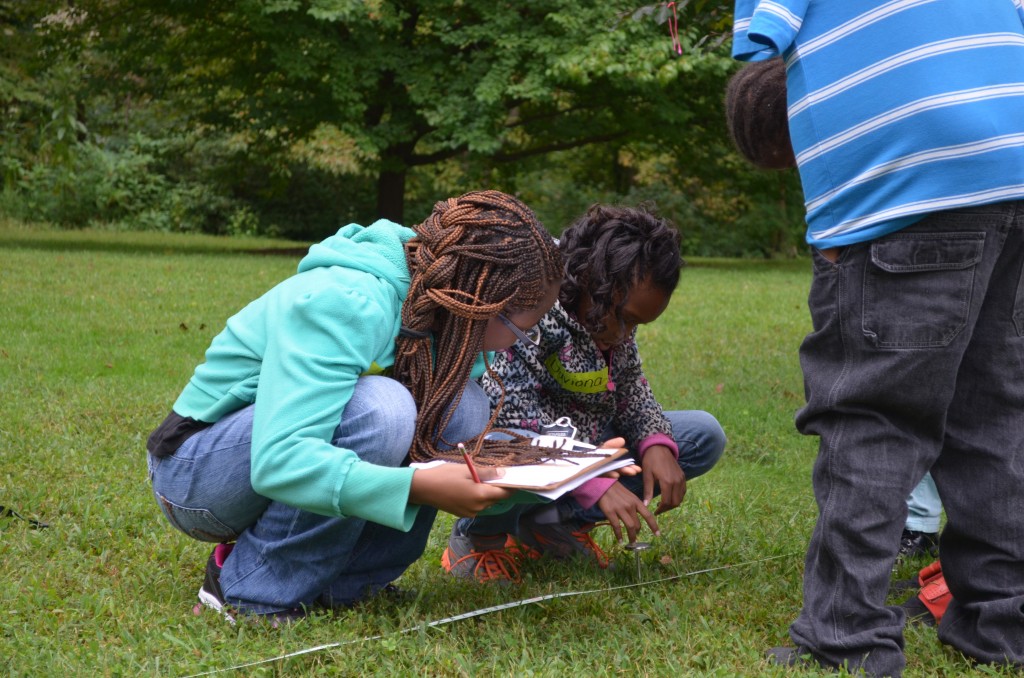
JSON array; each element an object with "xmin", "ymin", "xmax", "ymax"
[{"xmin": 0, "ymin": 220, "xmax": 1000, "ymax": 676}]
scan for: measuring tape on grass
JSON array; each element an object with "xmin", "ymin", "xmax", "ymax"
[{"xmin": 183, "ymin": 553, "xmax": 794, "ymax": 677}]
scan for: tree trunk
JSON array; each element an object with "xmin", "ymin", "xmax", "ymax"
[{"xmin": 376, "ymin": 167, "xmax": 407, "ymax": 223}]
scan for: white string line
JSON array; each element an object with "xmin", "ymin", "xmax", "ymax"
[{"xmin": 182, "ymin": 552, "xmax": 795, "ymax": 678}]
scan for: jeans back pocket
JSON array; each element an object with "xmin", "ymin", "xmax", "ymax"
[{"xmin": 864, "ymin": 232, "xmax": 984, "ymax": 348}]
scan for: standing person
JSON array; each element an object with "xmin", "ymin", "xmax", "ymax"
[
  {"xmin": 729, "ymin": 2, "xmax": 1024, "ymax": 675},
  {"xmin": 726, "ymin": 58, "xmax": 944, "ymax": 565},
  {"xmin": 442, "ymin": 204, "xmax": 726, "ymax": 582},
  {"xmin": 146, "ymin": 190, "xmax": 564, "ymax": 622}
]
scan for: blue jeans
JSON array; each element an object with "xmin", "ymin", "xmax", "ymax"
[
  {"xmin": 790, "ymin": 203, "xmax": 1024, "ymax": 676},
  {"xmin": 460, "ymin": 409, "xmax": 726, "ymax": 536},
  {"xmin": 905, "ymin": 472, "xmax": 941, "ymax": 534},
  {"xmin": 148, "ymin": 376, "xmax": 491, "ymax": 614}
]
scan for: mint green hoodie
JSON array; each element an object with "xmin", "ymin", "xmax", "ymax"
[{"xmin": 172, "ymin": 220, "xmax": 423, "ymax": 531}]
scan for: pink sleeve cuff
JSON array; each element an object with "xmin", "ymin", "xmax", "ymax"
[
  {"xmin": 637, "ymin": 434, "xmax": 678, "ymax": 461},
  {"xmin": 570, "ymin": 477, "xmax": 618, "ymax": 510}
]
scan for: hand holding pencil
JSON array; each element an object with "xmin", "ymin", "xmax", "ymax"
[{"xmin": 408, "ymin": 444, "xmax": 513, "ymax": 517}]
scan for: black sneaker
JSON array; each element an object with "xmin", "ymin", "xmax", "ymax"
[
  {"xmin": 195, "ymin": 543, "xmax": 307, "ymax": 626},
  {"xmin": 900, "ymin": 591, "xmax": 938, "ymax": 626},
  {"xmin": 898, "ymin": 529, "xmax": 939, "ymax": 559}
]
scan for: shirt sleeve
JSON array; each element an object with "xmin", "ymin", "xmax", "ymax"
[
  {"xmin": 570, "ymin": 477, "xmax": 618, "ymax": 510},
  {"xmin": 732, "ymin": 0, "xmax": 809, "ymax": 60}
]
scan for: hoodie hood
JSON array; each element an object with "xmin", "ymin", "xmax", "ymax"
[{"xmin": 297, "ymin": 219, "xmax": 416, "ymax": 293}]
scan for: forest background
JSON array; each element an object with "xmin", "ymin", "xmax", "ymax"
[{"xmin": 0, "ymin": 0, "xmax": 805, "ymax": 259}]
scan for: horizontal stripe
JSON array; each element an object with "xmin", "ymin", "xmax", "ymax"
[
  {"xmin": 795, "ymin": 84, "xmax": 1024, "ymax": 166},
  {"xmin": 805, "ymin": 134, "xmax": 1024, "ymax": 215},
  {"xmin": 793, "ymin": 0, "xmax": 939, "ymax": 60},
  {"xmin": 790, "ymin": 33, "xmax": 1024, "ymax": 118},
  {"xmin": 756, "ymin": 0, "xmax": 803, "ymax": 31},
  {"xmin": 811, "ymin": 184, "xmax": 1024, "ymax": 241}
]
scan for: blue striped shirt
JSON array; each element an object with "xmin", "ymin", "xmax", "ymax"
[{"xmin": 732, "ymin": 0, "xmax": 1024, "ymax": 247}]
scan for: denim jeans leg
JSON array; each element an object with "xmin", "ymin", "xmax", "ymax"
[
  {"xmin": 664, "ymin": 409, "xmax": 726, "ymax": 481},
  {"xmin": 215, "ymin": 376, "xmax": 419, "ymax": 614},
  {"xmin": 320, "ymin": 379, "xmax": 494, "ymax": 605},
  {"xmin": 904, "ymin": 472, "xmax": 941, "ymax": 534},
  {"xmin": 148, "ymin": 405, "xmax": 269, "ymax": 542},
  {"xmin": 930, "ymin": 205, "xmax": 1024, "ymax": 665},
  {"xmin": 788, "ymin": 207, "xmax": 1019, "ymax": 677}
]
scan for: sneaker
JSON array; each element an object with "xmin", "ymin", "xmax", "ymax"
[
  {"xmin": 899, "ymin": 529, "xmax": 939, "ymax": 559},
  {"xmin": 519, "ymin": 513, "xmax": 610, "ymax": 569},
  {"xmin": 195, "ymin": 543, "xmax": 307, "ymax": 626},
  {"xmin": 441, "ymin": 520, "xmax": 526, "ymax": 583},
  {"xmin": 900, "ymin": 592, "xmax": 938, "ymax": 626}
]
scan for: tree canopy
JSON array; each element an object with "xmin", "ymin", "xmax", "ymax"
[
  {"xmin": 1, "ymin": 2, "xmax": 807, "ymax": 257},
  {"xmin": 68, "ymin": 1, "xmax": 736, "ymax": 222}
]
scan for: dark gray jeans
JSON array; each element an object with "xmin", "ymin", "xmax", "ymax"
[{"xmin": 790, "ymin": 202, "xmax": 1024, "ymax": 677}]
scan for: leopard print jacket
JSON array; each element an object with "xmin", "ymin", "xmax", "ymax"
[{"xmin": 480, "ymin": 300, "xmax": 673, "ymax": 451}]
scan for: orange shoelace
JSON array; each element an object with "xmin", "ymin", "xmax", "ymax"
[
  {"xmin": 571, "ymin": 524, "xmax": 610, "ymax": 569},
  {"xmin": 449, "ymin": 548, "xmax": 523, "ymax": 583}
]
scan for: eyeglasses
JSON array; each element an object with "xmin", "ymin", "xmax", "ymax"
[{"xmin": 497, "ymin": 313, "xmax": 542, "ymax": 347}]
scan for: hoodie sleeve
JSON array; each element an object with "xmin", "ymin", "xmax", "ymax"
[{"xmin": 249, "ymin": 274, "xmax": 419, "ymax": 531}]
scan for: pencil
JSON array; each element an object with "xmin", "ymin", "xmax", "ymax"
[{"xmin": 458, "ymin": 442, "xmax": 482, "ymax": 483}]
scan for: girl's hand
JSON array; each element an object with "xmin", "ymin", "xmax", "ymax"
[
  {"xmin": 641, "ymin": 445, "xmax": 687, "ymax": 515},
  {"xmin": 408, "ymin": 464, "xmax": 515, "ymax": 517},
  {"xmin": 595, "ymin": 482, "xmax": 660, "ymax": 544},
  {"xmin": 591, "ymin": 437, "xmax": 641, "ymax": 478}
]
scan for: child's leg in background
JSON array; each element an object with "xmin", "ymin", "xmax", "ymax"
[
  {"xmin": 903, "ymin": 471, "xmax": 941, "ymax": 557},
  {"xmin": 905, "ymin": 472, "xmax": 941, "ymax": 533}
]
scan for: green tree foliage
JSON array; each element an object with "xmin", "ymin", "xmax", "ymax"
[
  {"xmin": 66, "ymin": 1, "xmax": 740, "ymax": 222},
  {"xmin": 2, "ymin": 1, "xmax": 807, "ymax": 255}
]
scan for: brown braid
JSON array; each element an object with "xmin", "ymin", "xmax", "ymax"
[
  {"xmin": 394, "ymin": 190, "xmax": 580, "ymax": 466},
  {"xmin": 724, "ymin": 57, "xmax": 797, "ymax": 170}
]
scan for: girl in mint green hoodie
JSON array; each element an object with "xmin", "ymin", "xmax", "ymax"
[{"xmin": 146, "ymin": 190, "xmax": 563, "ymax": 622}]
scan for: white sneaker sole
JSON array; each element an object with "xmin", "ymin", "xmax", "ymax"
[{"xmin": 197, "ymin": 587, "xmax": 236, "ymax": 624}]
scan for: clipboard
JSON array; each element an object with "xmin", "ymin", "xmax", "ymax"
[
  {"xmin": 486, "ymin": 445, "xmax": 632, "ymax": 492},
  {"xmin": 410, "ymin": 440, "xmax": 634, "ymax": 500}
]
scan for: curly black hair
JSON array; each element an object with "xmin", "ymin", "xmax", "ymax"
[
  {"xmin": 559, "ymin": 204, "xmax": 683, "ymax": 334},
  {"xmin": 724, "ymin": 57, "xmax": 796, "ymax": 170}
]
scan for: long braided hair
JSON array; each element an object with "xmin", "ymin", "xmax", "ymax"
[
  {"xmin": 395, "ymin": 190, "xmax": 576, "ymax": 465},
  {"xmin": 559, "ymin": 204, "xmax": 682, "ymax": 335}
]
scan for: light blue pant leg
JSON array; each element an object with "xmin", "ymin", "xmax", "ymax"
[
  {"xmin": 904, "ymin": 472, "xmax": 941, "ymax": 534},
  {"xmin": 149, "ymin": 376, "xmax": 490, "ymax": 614}
]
